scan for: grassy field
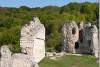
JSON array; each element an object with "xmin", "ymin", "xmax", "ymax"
[{"xmin": 39, "ymin": 55, "xmax": 98, "ymax": 67}]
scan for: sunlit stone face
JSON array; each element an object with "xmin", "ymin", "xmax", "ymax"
[{"xmin": 20, "ymin": 17, "xmax": 45, "ymax": 63}]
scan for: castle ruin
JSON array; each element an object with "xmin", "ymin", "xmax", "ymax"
[
  {"xmin": 0, "ymin": 17, "xmax": 99, "ymax": 67},
  {"xmin": 20, "ymin": 17, "xmax": 45, "ymax": 63},
  {"xmin": 0, "ymin": 17, "xmax": 45, "ymax": 67},
  {"xmin": 61, "ymin": 21, "xmax": 99, "ymax": 58}
]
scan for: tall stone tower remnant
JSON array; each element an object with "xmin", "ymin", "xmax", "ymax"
[
  {"xmin": 20, "ymin": 17, "xmax": 45, "ymax": 63},
  {"xmin": 61, "ymin": 21, "xmax": 79, "ymax": 53},
  {"xmin": 0, "ymin": 17, "xmax": 45, "ymax": 67}
]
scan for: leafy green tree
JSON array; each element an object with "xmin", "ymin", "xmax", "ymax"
[{"xmin": 0, "ymin": 2, "xmax": 98, "ymax": 53}]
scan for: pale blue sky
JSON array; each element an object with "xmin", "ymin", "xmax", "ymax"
[{"xmin": 0, "ymin": 0, "xmax": 98, "ymax": 8}]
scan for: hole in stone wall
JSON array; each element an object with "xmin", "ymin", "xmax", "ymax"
[
  {"xmin": 75, "ymin": 42, "xmax": 79, "ymax": 49},
  {"xmin": 79, "ymin": 30, "xmax": 83, "ymax": 43},
  {"xmin": 72, "ymin": 27, "xmax": 76, "ymax": 34},
  {"xmin": 0, "ymin": 53, "xmax": 1, "ymax": 57},
  {"xmin": 88, "ymin": 40, "xmax": 91, "ymax": 47}
]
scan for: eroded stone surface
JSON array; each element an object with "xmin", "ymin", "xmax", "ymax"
[
  {"xmin": 90, "ymin": 25, "xmax": 98, "ymax": 58},
  {"xmin": 20, "ymin": 17, "xmax": 45, "ymax": 63},
  {"xmin": 61, "ymin": 21, "xmax": 99, "ymax": 58},
  {"xmin": 0, "ymin": 46, "xmax": 38, "ymax": 67},
  {"xmin": 12, "ymin": 53, "xmax": 38, "ymax": 67},
  {"xmin": 0, "ymin": 45, "xmax": 12, "ymax": 67},
  {"xmin": 61, "ymin": 21, "xmax": 79, "ymax": 53},
  {"xmin": 0, "ymin": 17, "xmax": 45, "ymax": 67}
]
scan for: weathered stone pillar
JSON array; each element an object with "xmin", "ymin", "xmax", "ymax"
[
  {"xmin": 91, "ymin": 25, "xmax": 99, "ymax": 58},
  {"xmin": 20, "ymin": 17, "xmax": 45, "ymax": 63},
  {"xmin": 0, "ymin": 17, "xmax": 45, "ymax": 67},
  {"xmin": 61, "ymin": 21, "xmax": 79, "ymax": 53}
]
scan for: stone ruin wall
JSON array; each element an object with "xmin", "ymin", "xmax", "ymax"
[
  {"xmin": 20, "ymin": 17, "xmax": 45, "ymax": 63},
  {"xmin": 61, "ymin": 21, "xmax": 99, "ymax": 58},
  {"xmin": 61, "ymin": 21, "xmax": 79, "ymax": 53},
  {"xmin": 0, "ymin": 17, "xmax": 45, "ymax": 67},
  {"xmin": 0, "ymin": 16, "xmax": 99, "ymax": 67}
]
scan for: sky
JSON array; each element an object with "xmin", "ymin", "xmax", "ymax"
[{"xmin": 0, "ymin": 0, "xmax": 98, "ymax": 8}]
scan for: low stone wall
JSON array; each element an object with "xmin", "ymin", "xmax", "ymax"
[
  {"xmin": 0, "ymin": 45, "xmax": 39, "ymax": 67},
  {"xmin": 45, "ymin": 52, "xmax": 82, "ymax": 60}
]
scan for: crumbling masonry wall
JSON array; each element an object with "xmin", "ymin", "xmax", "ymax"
[
  {"xmin": 61, "ymin": 21, "xmax": 79, "ymax": 53},
  {"xmin": 0, "ymin": 17, "xmax": 45, "ymax": 67},
  {"xmin": 20, "ymin": 17, "xmax": 45, "ymax": 63},
  {"xmin": 61, "ymin": 21, "xmax": 99, "ymax": 58}
]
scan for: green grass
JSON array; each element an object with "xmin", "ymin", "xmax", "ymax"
[{"xmin": 39, "ymin": 55, "xmax": 98, "ymax": 67}]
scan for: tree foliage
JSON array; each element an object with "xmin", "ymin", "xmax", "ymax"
[{"xmin": 0, "ymin": 2, "xmax": 98, "ymax": 52}]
